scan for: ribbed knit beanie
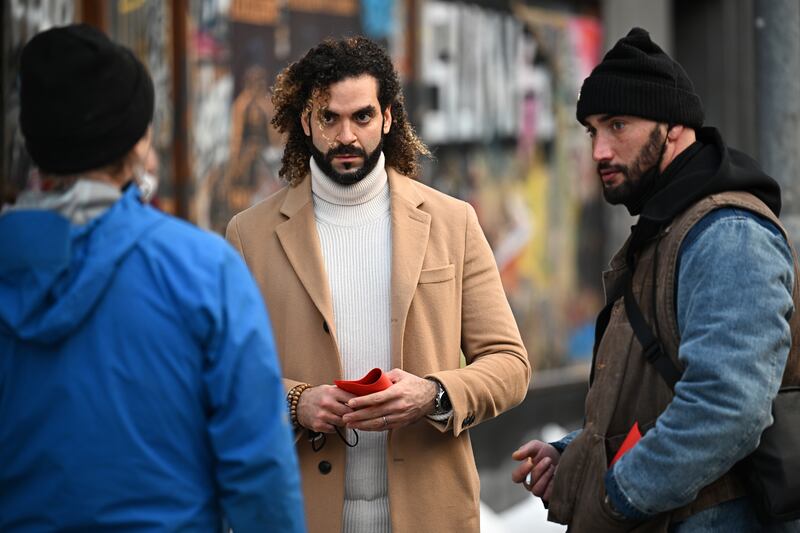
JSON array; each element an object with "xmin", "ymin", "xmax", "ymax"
[
  {"xmin": 19, "ymin": 24, "xmax": 154, "ymax": 174},
  {"xmin": 576, "ymin": 27, "xmax": 704, "ymax": 128}
]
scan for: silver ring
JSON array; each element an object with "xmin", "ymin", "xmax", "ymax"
[{"xmin": 382, "ymin": 416, "xmax": 388, "ymax": 427}]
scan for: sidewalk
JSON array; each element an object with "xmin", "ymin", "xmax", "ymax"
[{"xmin": 480, "ymin": 499, "xmax": 566, "ymax": 533}]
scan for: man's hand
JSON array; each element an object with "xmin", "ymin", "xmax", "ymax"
[
  {"xmin": 341, "ymin": 369, "xmax": 437, "ymax": 431},
  {"xmin": 511, "ymin": 440, "xmax": 560, "ymax": 502},
  {"xmin": 296, "ymin": 384, "xmax": 356, "ymax": 433}
]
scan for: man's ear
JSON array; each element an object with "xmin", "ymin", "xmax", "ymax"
[
  {"xmin": 133, "ymin": 127, "xmax": 153, "ymax": 163},
  {"xmin": 383, "ymin": 105, "xmax": 392, "ymax": 135},
  {"xmin": 301, "ymin": 112, "xmax": 311, "ymax": 136},
  {"xmin": 666, "ymin": 124, "xmax": 683, "ymax": 142}
]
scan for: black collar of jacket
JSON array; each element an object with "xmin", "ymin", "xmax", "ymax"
[{"xmin": 627, "ymin": 127, "xmax": 782, "ymax": 264}]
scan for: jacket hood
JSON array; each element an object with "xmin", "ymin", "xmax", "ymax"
[
  {"xmin": 640, "ymin": 127, "xmax": 782, "ymax": 223},
  {"xmin": 623, "ymin": 127, "xmax": 781, "ymax": 268},
  {"xmin": 0, "ymin": 185, "xmax": 163, "ymax": 344}
]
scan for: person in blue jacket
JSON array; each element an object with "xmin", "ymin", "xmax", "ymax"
[{"xmin": 0, "ymin": 24, "xmax": 305, "ymax": 532}]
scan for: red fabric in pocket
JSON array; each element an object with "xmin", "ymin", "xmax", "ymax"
[{"xmin": 610, "ymin": 422, "xmax": 642, "ymax": 467}]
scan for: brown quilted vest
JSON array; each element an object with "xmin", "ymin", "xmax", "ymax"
[{"xmin": 548, "ymin": 191, "xmax": 800, "ymax": 532}]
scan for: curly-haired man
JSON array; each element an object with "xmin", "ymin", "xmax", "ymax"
[{"xmin": 226, "ymin": 37, "xmax": 531, "ymax": 532}]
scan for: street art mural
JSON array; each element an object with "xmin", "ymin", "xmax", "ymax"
[
  {"xmin": 107, "ymin": 0, "xmax": 174, "ymax": 209},
  {"xmin": 186, "ymin": 0, "xmax": 235, "ymax": 228},
  {"xmin": 418, "ymin": 3, "xmax": 603, "ymax": 369},
  {"xmin": 419, "ymin": 2, "xmax": 523, "ymax": 143},
  {"xmin": 4, "ymin": 0, "xmax": 76, "ymax": 203},
  {"xmin": 190, "ymin": 0, "xmax": 362, "ymax": 231},
  {"xmin": 184, "ymin": 0, "xmax": 604, "ymax": 370},
  {"xmin": 2, "ymin": 0, "xmax": 603, "ymax": 370}
]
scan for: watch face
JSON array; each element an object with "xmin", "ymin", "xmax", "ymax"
[
  {"xmin": 440, "ymin": 390, "xmax": 452, "ymax": 411},
  {"xmin": 435, "ymin": 382, "xmax": 451, "ymax": 413}
]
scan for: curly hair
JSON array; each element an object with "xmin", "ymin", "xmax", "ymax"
[{"xmin": 271, "ymin": 36, "xmax": 430, "ymax": 186}]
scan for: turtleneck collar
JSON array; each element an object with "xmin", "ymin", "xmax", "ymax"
[{"xmin": 310, "ymin": 152, "xmax": 387, "ymax": 206}]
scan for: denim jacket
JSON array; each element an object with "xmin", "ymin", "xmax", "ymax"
[{"xmin": 604, "ymin": 208, "xmax": 796, "ymax": 531}]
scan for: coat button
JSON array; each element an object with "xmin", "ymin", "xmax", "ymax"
[
  {"xmin": 318, "ymin": 460, "xmax": 332, "ymax": 474},
  {"xmin": 462, "ymin": 414, "xmax": 475, "ymax": 429},
  {"xmin": 323, "ymin": 321, "xmax": 330, "ymax": 334}
]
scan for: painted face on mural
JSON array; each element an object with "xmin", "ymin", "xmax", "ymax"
[
  {"xmin": 302, "ymin": 74, "xmax": 392, "ymax": 185},
  {"xmin": 584, "ymin": 114, "xmax": 666, "ymax": 206}
]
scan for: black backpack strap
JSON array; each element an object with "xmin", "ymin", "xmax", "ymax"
[
  {"xmin": 592, "ymin": 221, "xmax": 684, "ymax": 390},
  {"xmin": 623, "ymin": 269, "xmax": 683, "ymax": 390}
]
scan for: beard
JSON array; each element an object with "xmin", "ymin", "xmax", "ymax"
[
  {"xmin": 598, "ymin": 125, "xmax": 666, "ymax": 207},
  {"xmin": 308, "ymin": 136, "xmax": 384, "ymax": 186}
]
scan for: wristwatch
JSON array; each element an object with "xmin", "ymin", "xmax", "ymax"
[{"xmin": 431, "ymin": 379, "xmax": 452, "ymax": 415}]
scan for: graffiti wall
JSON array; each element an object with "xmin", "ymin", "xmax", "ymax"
[
  {"xmin": 188, "ymin": 0, "xmax": 363, "ymax": 232},
  {"xmin": 2, "ymin": 0, "xmax": 603, "ymax": 371},
  {"xmin": 107, "ymin": 0, "xmax": 174, "ymax": 210},
  {"xmin": 3, "ymin": 0, "xmax": 77, "ymax": 203},
  {"xmin": 418, "ymin": 3, "xmax": 603, "ymax": 369}
]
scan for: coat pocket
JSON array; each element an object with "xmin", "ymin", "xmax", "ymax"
[
  {"xmin": 418, "ymin": 264, "xmax": 455, "ymax": 284},
  {"xmin": 568, "ymin": 439, "xmax": 669, "ymax": 533},
  {"xmin": 605, "ymin": 419, "xmax": 656, "ymax": 467}
]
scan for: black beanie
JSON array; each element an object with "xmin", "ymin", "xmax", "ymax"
[
  {"xmin": 19, "ymin": 24, "xmax": 154, "ymax": 175},
  {"xmin": 576, "ymin": 27, "xmax": 704, "ymax": 128}
]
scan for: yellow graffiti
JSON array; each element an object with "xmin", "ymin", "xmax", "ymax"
[{"xmin": 118, "ymin": 0, "xmax": 147, "ymax": 15}]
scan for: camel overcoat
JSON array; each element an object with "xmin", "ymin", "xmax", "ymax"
[{"xmin": 226, "ymin": 168, "xmax": 531, "ymax": 532}]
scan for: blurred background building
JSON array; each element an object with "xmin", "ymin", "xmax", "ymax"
[{"xmin": 3, "ymin": 0, "xmax": 799, "ymax": 530}]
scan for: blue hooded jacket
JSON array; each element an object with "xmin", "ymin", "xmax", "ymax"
[{"xmin": 0, "ymin": 185, "xmax": 305, "ymax": 532}]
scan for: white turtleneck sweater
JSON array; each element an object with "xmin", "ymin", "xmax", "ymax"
[{"xmin": 310, "ymin": 153, "xmax": 392, "ymax": 533}]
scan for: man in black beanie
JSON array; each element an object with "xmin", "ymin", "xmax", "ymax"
[
  {"xmin": 513, "ymin": 27, "xmax": 800, "ymax": 531},
  {"xmin": 0, "ymin": 24, "xmax": 305, "ymax": 532}
]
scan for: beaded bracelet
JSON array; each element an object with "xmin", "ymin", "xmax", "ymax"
[{"xmin": 287, "ymin": 383, "xmax": 312, "ymax": 429}]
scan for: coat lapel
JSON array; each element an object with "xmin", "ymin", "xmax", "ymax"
[
  {"xmin": 275, "ymin": 178, "xmax": 338, "ymax": 343},
  {"xmin": 389, "ymin": 170, "xmax": 431, "ymax": 369}
]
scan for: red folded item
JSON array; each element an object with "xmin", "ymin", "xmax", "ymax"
[
  {"xmin": 334, "ymin": 368, "xmax": 393, "ymax": 396},
  {"xmin": 610, "ymin": 422, "xmax": 642, "ymax": 467}
]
